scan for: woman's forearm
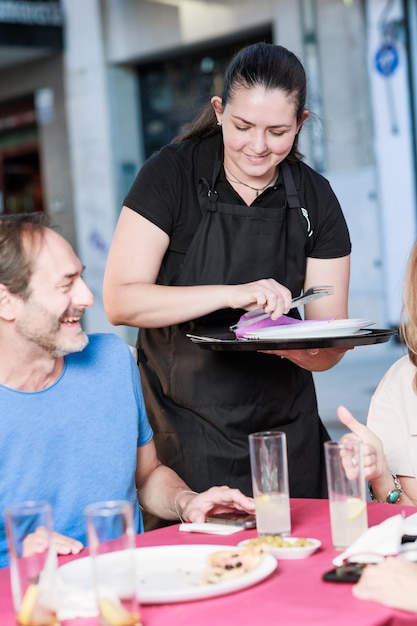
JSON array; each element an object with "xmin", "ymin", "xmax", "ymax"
[
  {"xmin": 104, "ymin": 282, "xmax": 232, "ymax": 328},
  {"xmin": 104, "ymin": 278, "xmax": 296, "ymax": 329}
]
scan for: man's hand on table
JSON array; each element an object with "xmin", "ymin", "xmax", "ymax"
[
  {"xmin": 23, "ymin": 526, "xmax": 84, "ymax": 557},
  {"xmin": 178, "ymin": 486, "xmax": 255, "ymax": 523}
]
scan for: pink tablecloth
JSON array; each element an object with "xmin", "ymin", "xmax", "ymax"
[{"xmin": 1, "ymin": 498, "xmax": 417, "ymax": 626}]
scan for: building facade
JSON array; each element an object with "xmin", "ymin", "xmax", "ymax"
[{"xmin": 0, "ymin": 0, "xmax": 415, "ymax": 339}]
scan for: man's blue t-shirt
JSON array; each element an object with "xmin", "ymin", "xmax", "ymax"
[{"xmin": 0, "ymin": 333, "xmax": 153, "ymax": 568}]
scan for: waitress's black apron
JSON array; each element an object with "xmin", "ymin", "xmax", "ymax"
[{"xmin": 138, "ymin": 156, "xmax": 329, "ymax": 528}]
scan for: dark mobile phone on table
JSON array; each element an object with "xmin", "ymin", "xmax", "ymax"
[
  {"xmin": 322, "ymin": 562, "xmax": 367, "ymax": 583},
  {"xmin": 205, "ymin": 512, "xmax": 257, "ymax": 529}
]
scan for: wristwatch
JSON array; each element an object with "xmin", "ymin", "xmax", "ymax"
[{"xmin": 369, "ymin": 472, "xmax": 403, "ymax": 504}]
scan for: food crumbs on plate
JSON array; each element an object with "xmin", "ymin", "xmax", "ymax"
[
  {"xmin": 246, "ymin": 536, "xmax": 315, "ymax": 548},
  {"xmin": 201, "ymin": 545, "xmax": 269, "ymax": 584},
  {"xmin": 99, "ymin": 596, "xmax": 142, "ymax": 626}
]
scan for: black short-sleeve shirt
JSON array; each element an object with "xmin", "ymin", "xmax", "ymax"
[{"xmin": 124, "ymin": 134, "xmax": 351, "ymax": 282}]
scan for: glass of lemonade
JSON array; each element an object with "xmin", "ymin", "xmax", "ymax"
[
  {"xmin": 249, "ymin": 431, "xmax": 291, "ymax": 536},
  {"xmin": 5, "ymin": 500, "xmax": 58, "ymax": 626},
  {"xmin": 324, "ymin": 439, "xmax": 368, "ymax": 550},
  {"xmin": 84, "ymin": 501, "xmax": 141, "ymax": 626}
]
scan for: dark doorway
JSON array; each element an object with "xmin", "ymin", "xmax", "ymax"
[
  {"xmin": 137, "ymin": 27, "xmax": 273, "ymax": 158},
  {"xmin": 1, "ymin": 146, "xmax": 43, "ymax": 214},
  {"xmin": 0, "ymin": 94, "xmax": 44, "ymax": 215}
]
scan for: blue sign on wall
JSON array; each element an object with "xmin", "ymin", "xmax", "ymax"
[{"xmin": 375, "ymin": 42, "xmax": 399, "ymax": 77}]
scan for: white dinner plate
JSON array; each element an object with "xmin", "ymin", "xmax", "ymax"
[
  {"xmin": 243, "ymin": 319, "xmax": 374, "ymax": 340},
  {"xmin": 58, "ymin": 544, "xmax": 277, "ymax": 604},
  {"xmin": 238, "ymin": 537, "xmax": 321, "ymax": 560}
]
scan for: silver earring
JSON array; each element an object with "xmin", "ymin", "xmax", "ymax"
[{"xmin": 217, "ymin": 120, "xmax": 222, "ymax": 126}]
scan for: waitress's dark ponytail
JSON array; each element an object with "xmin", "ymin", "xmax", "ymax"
[{"xmin": 173, "ymin": 42, "xmax": 307, "ymax": 160}]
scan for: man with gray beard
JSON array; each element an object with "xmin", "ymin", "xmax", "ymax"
[{"xmin": 0, "ymin": 213, "xmax": 254, "ymax": 568}]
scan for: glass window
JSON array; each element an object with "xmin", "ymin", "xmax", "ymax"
[{"xmin": 137, "ymin": 30, "xmax": 272, "ymax": 158}]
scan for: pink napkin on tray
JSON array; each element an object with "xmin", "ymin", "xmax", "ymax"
[{"xmin": 233, "ymin": 314, "xmax": 304, "ymax": 339}]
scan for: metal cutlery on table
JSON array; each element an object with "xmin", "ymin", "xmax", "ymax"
[{"xmin": 230, "ymin": 285, "xmax": 334, "ymax": 330}]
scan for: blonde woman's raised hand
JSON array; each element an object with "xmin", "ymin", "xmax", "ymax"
[{"xmin": 337, "ymin": 405, "xmax": 389, "ymax": 482}]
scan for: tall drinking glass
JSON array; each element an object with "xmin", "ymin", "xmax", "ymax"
[
  {"xmin": 324, "ymin": 439, "xmax": 368, "ymax": 550},
  {"xmin": 84, "ymin": 500, "xmax": 141, "ymax": 626},
  {"xmin": 249, "ymin": 431, "xmax": 291, "ymax": 536},
  {"xmin": 5, "ymin": 500, "xmax": 58, "ymax": 626}
]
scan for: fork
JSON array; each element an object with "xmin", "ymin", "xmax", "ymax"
[{"xmin": 230, "ymin": 285, "xmax": 334, "ymax": 330}]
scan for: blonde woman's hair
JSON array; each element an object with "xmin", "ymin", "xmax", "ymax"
[{"xmin": 400, "ymin": 242, "xmax": 417, "ymax": 390}]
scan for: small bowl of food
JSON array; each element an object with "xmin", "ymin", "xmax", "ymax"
[{"xmin": 238, "ymin": 536, "xmax": 321, "ymax": 559}]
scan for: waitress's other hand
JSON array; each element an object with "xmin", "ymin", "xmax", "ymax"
[
  {"xmin": 179, "ymin": 486, "xmax": 255, "ymax": 524},
  {"xmin": 229, "ymin": 279, "xmax": 292, "ymax": 320},
  {"xmin": 260, "ymin": 346, "xmax": 351, "ymax": 372}
]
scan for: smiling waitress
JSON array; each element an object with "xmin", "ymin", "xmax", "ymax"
[{"xmin": 103, "ymin": 43, "xmax": 351, "ymax": 528}]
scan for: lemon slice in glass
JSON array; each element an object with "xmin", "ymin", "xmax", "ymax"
[
  {"xmin": 99, "ymin": 597, "xmax": 140, "ymax": 626},
  {"xmin": 347, "ymin": 497, "xmax": 366, "ymax": 521},
  {"xmin": 17, "ymin": 584, "xmax": 40, "ymax": 626}
]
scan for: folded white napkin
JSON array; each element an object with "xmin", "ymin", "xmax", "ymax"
[
  {"xmin": 179, "ymin": 522, "xmax": 243, "ymax": 535},
  {"xmin": 402, "ymin": 511, "xmax": 417, "ymax": 534},
  {"xmin": 36, "ymin": 549, "xmax": 97, "ymax": 619},
  {"xmin": 55, "ymin": 580, "xmax": 97, "ymax": 620},
  {"xmin": 332, "ymin": 514, "xmax": 405, "ymax": 566}
]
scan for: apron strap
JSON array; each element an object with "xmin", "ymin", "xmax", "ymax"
[
  {"xmin": 197, "ymin": 140, "xmax": 224, "ymax": 213},
  {"xmin": 198, "ymin": 178, "xmax": 218, "ymax": 211},
  {"xmin": 280, "ymin": 161, "xmax": 301, "ymax": 209},
  {"xmin": 280, "ymin": 160, "xmax": 314, "ymax": 250}
]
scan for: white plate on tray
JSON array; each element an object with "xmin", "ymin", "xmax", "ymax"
[
  {"xmin": 58, "ymin": 544, "xmax": 277, "ymax": 604},
  {"xmin": 238, "ymin": 537, "xmax": 321, "ymax": 559},
  {"xmin": 242, "ymin": 318, "xmax": 374, "ymax": 339}
]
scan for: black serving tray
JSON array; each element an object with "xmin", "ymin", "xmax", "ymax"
[{"xmin": 186, "ymin": 328, "xmax": 397, "ymax": 352}]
